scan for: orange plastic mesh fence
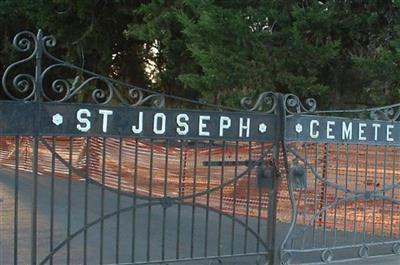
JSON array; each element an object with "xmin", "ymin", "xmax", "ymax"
[{"xmin": 0, "ymin": 136, "xmax": 399, "ymax": 237}]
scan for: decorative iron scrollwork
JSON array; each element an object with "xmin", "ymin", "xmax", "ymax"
[
  {"xmin": 392, "ymin": 242, "xmax": 400, "ymax": 255},
  {"xmin": 321, "ymin": 249, "xmax": 333, "ymax": 263},
  {"xmin": 2, "ymin": 31, "xmax": 37, "ymax": 101},
  {"xmin": 284, "ymin": 93, "xmax": 317, "ymax": 114},
  {"xmin": 241, "ymin": 91, "xmax": 318, "ymax": 115},
  {"xmin": 369, "ymin": 105, "xmax": 400, "ymax": 121},
  {"xmin": 240, "ymin": 91, "xmax": 278, "ymax": 113},
  {"xmin": 358, "ymin": 245, "xmax": 369, "ymax": 259},
  {"xmin": 2, "ymin": 30, "xmax": 165, "ymax": 107}
]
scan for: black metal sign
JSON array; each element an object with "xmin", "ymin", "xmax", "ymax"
[
  {"xmin": 0, "ymin": 101, "xmax": 277, "ymax": 141},
  {"xmin": 286, "ymin": 115, "xmax": 400, "ymax": 145}
]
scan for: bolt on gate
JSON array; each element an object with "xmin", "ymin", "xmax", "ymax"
[{"xmin": 0, "ymin": 30, "xmax": 399, "ymax": 265}]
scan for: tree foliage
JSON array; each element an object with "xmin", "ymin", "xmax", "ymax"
[
  {"xmin": 1, "ymin": 0, "xmax": 147, "ymax": 85},
  {"xmin": 1, "ymin": 0, "xmax": 400, "ymax": 109}
]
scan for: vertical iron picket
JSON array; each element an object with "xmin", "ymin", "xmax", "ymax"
[
  {"xmin": 116, "ymin": 137, "xmax": 123, "ymax": 264},
  {"xmin": 83, "ymin": 137, "xmax": 89, "ymax": 265},
  {"xmin": 13, "ymin": 136, "xmax": 19, "ymax": 265}
]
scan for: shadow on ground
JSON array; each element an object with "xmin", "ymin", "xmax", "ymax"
[{"xmin": 0, "ymin": 169, "xmax": 399, "ymax": 264}]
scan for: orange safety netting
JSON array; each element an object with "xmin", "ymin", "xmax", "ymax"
[
  {"xmin": 285, "ymin": 143, "xmax": 400, "ymax": 238},
  {"xmin": 0, "ymin": 136, "xmax": 272, "ymax": 220},
  {"xmin": 0, "ymin": 137, "xmax": 399, "ymax": 237}
]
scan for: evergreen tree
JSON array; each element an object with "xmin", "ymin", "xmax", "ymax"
[
  {"xmin": 127, "ymin": 0, "xmax": 400, "ymax": 109},
  {"xmin": 1, "ymin": 1, "xmax": 400, "ymax": 109},
  {"xmin": 1, "ymin": 0, "xmax": 147, "ymax": 86}
]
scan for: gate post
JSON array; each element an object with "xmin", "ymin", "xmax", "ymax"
[{"xmin": 267, "ymin": 93, "xmax": 285, "ymax": 265}]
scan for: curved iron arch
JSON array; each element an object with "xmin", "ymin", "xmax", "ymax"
[{"xmin": 37, "ymin": 136, "xmax": 271, "ymax": 264}]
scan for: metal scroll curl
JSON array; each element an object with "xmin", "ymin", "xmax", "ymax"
[
  {"xmin": 240, "ymin": 91, "xmax": 278, "ymax": 113},
  {"xmin": 2, "ymin": 31, "xmax": 38, "ymax": 101},
  {"xmin": 1, "ymin": 29, "xmax": 165, "ymax": 107},
  {"xmin": 241, "ymin": 92, "xmax": 317, "ymax": 115},
  {"xmin": 369, "ymin": 106, "xmax": 400, "ymax": 122},
  {"xmin": 284, "ymin": 93, "xmax": 317, "ymax": 114}
]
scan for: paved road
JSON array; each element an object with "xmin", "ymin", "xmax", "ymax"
[
  {"xmin": 337, "ymin": 255, "xmax": 399, "ymax": 265},
  {"xmin": 0, "ymin": 168, "xmax": 270, "ymax": 265},
  {"xmin": 0, "ymin": 168, "xmax": 399, "ymax": 264}
]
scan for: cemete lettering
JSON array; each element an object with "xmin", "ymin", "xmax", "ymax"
[{"xmin": 286, "ymin": 115, "xmax": 400, "ymax": 145}]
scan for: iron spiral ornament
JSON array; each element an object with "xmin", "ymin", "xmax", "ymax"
[
  {"xmin": 1, "ymin": 29, "xmax": 165, "ymax": 107},
  {"xmin": 240, "ymin": 92, "xmax": 278, "ymax": 113}
]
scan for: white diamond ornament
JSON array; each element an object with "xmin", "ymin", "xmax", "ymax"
[
  {"xmin": 258, "ymin": 123, "xmax": 267, "ymax": 133},
  {"xmin": 295, "ymin": 123, "xmax": 303, "ymax": 133},
  {"xmin": 52, "ymin": 113, "xmax": 63, "ymax": 126}
]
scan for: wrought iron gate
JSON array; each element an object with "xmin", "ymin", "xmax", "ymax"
[
  {"xmin": 0, "ymin": 30, "xmax": 399, "ymax": 265},
  {"xmin": 0, "ymin": 30, "xmax": 281, "ymax": 265},
  {"xmin": 281, "ymin": 110, "xmax": 400, "ymax": 264}
]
